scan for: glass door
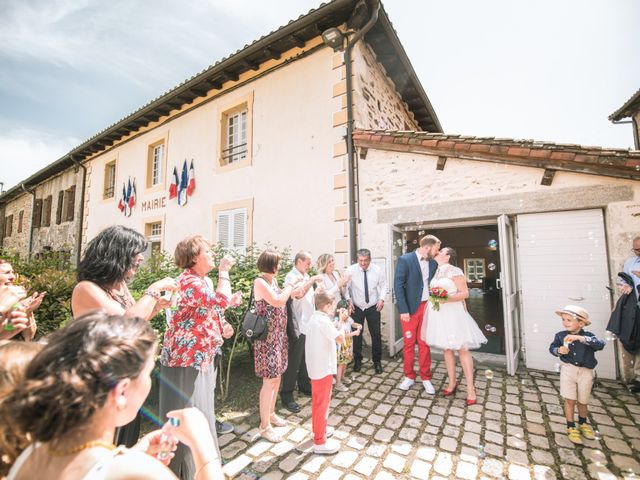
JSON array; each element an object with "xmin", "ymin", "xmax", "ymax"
[
  {"xmin": 389, "ymin": 225, "xmax": 405, "ymax": 356},
  {"xmin": 498, "ymin": 214, "xmax": 521, "ymax": 375}
]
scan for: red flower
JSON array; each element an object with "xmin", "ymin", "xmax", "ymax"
[{"xmin": 428, "ymin": 287, "xmax": 449, "ymax": 311}]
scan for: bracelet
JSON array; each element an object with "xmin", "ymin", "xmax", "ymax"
[
  {"xmin": 218, "ymin": 276, "xmax": 230, "ymax": 283},
  {"xmin": 143, "ymin": 289, "xmax": 161, "ymax": 301},
  {"xmin": 194, "ymin": 459, "xmax": 216, "ymax": 479}
]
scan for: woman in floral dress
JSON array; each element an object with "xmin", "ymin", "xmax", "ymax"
[
  {"xmin": 253, "ymin": 249, "xmax": 300, "ymax": 442},
  {"xmin": 160, "ymin": 235, "xmax": 236, "ymax": 479}
]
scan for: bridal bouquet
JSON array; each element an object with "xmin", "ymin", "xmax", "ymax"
[{"xmin": 429, "ymin": 286, "xmax": 449, "ymax": 311}]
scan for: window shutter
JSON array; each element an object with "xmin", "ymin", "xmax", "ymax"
[
  {"xmin": 43, "ymin": 195, "xmax": 52, "ymax": 227},
  {"xmin": 56, "ymin": 191, "xmax": 64, "ymax": 225},
  {"xmin": 233, "ymin": 209, "xmax": 246, "ymax": 250},
  {"xmin": 32, "ymin": 199, "xmax": 43, "ymax": 228},
  {"xmin": 5, "ymin": 215, "xmax": 13, "ymax": 237},
  {"xmin": 18, "ymin": 211, "xmax": 23, "ymax": 233},
  {"xmin": 65, "ymin": 186, "xmax": 76, "ymax": 222},
  {"xmin": 217, "ymin": 212, "xmax": 231, "ymax": 248}
]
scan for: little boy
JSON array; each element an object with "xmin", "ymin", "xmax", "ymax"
[
  {"xmin": 549, "ymin": 305, "xmax": 605, "ymax": 444},
  {"xmin": 305, "ymin": 291, "xmax": 345, "ymax": 454}
]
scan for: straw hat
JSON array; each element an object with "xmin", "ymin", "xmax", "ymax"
[{"xmin": 555, "ymin": 305, "xmax": 590, "ymax": 326}]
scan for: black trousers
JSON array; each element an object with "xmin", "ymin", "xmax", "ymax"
[
  {"xmin": 352, "ymin": 305, "xmax": 382, "ymax": 363},
  {"xmin": 280, "ymin": 333, "xmax": 311, "ymax": 402}
]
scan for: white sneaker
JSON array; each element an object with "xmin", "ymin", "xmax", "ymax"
[
  {"xmin": 313, "ymin": 438, "xmax": 340, "ymax": 455},
  {"xmin": 398, "ymin": 377, "xmax": 415, "ymax": 391},
  {"xmin": 310, "ymin": 426, "xmax": 334, "ymax": 439},
  {"xmin": 335, "ymin": 383, "xmax": 349, "ymax": 392},
  {"xmin": 342, "ymin": 376, "xmax": 352, "ymax": 385},
  {"xmin": 422, "ymin": 380, "xmax": 436, "ymax": 395}
]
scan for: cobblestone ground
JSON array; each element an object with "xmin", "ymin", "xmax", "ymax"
[{"xmin": 218, "ymin": 357, "xmax": 640, "ymax": 480}]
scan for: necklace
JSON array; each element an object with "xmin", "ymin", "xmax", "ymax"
[{"xmin": 48, "ymin": 440, "xmax": 116, "ymax": 457}]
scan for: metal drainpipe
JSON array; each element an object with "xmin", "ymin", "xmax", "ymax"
[
  {"xmin": 344, "ymin": 0, "xmax": 380, "ymax": 264},
  {"xmin": 70, "ymin": 155, "xmax": 87, "ymax": 265},
  {"xmin": 20, "ymin": 183, "xmax": 36, "ymax": 259}
]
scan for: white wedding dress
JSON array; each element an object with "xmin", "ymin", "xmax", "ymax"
[{"xmin": 421, "ymin": 264, "xmax": 488, "ymax": 350}]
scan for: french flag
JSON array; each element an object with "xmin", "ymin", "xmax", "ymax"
[
  {"xmin": 178, "ymin": 160, "xmax": 188, "ymax": 206},
  {"xmin": 187, "ymin": 159, "xmax": 196, "ymax": 196},
  {"xmin": 128, "ymin": 178, "xmax": 136, "ymax": 210},
  {"xmin": 118, "ymin": 183, "xmax": 126, "ymax": 212},
  {"xmin": 169, "ymin": 166, "xmax": 179, "ymax": 199}
]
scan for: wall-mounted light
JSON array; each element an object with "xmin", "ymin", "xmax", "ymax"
[{"xmin": 321, "ymin": 27, "xmax": 344, "ymax": 51}]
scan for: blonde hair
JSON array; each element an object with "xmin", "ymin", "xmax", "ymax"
[
  {"xmin": 315, "ymin": 291, "xmax": 336, "ymax": 310},
  {"xmin": 316, "ymin": 253, "xmax": 334, "ymax": 274}
]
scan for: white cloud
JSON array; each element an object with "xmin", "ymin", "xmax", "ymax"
[{"xmin": 0, "ymin": 128, "xmax": 80, "ymax": 191}]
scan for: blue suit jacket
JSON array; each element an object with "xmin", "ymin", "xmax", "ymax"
[{"xmin": 394, "ymin": 252, "xmax": 437, "ymax": 315}]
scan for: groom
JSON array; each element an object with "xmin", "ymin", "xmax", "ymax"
[{"xmin": 394, "ymin": 234, "xmax": 440, "ymax": 394}]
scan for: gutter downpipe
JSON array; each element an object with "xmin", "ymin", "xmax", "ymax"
[
  {"xmin": 70, "ymin": 155, "xmax": 87, "ymax": 265},
  {"xmin": 344, "ymin": 0, "xmax": 379, "ymax": 264},
  {"xmin": 20, "ymin": 183, "xmax": 36, "ymax": 259}
]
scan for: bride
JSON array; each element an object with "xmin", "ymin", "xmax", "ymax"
[{"xmin": 421, "ymin": 247, "xmax": 487, "ymax": 405}]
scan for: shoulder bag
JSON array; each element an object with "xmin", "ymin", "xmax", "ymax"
[{"xmin": 241, "ymin": 281, "xmax": 269, "ymax": 342}]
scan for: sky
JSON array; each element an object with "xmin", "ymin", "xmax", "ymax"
[{"xmin": 1, "ymin": 0, "xmax": 638, "ymax": 191}]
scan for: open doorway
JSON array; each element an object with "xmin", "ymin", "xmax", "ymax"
[{"xmin": 403, "ymin": 224, "xmax": 505, "ymax": 355}]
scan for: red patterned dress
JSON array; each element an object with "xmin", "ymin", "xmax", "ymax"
[
  {"xmin": 161, "ymin": 269, "xmax": 230, "ymax": 372},
  {"xmin": 253, "ymin": 297, "xmax": 288, "ymax": 379}
]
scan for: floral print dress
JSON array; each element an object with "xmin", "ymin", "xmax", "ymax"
[
  {"xmin": 161, "ymin": 269, "xmax": 230, "ymax": 372},
  {"xmin": 253, "ymin": 297, "xmax": 289, "ymax": 379}
]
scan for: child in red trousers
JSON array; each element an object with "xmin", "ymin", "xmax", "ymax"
[{"xmin": 305, "ymin": 291, "xmax": 346, "ymax": 454}]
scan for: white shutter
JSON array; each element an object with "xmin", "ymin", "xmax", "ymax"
[
  {"xmin": 217, "ymin": 212, "xmax": 231, "ymax": 248},
  {"xmin": 232, "ymin": 209, "xmax": 246, "ymax": 250}
]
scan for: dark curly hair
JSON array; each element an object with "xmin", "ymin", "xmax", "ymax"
[
  {"xmin": 0, "ymin": 311, "xmax": 156, "ymax": 443},
  {"xmin": 77, "ymin": 225, "xmax": 148, "ymax": 286}
]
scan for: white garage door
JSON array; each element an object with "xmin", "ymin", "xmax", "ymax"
[{"xmin": 518, "ymin": 209, "xmax": 615, "ymax": 379}]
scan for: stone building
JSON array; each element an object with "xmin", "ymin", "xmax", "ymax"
[
  {"xmin": 0, "ymin": 158, "xmax": 85, "ymax": 262},
  {"xmin": 352, "ymin": 129, "xmax": 640, "ymax": 380}
]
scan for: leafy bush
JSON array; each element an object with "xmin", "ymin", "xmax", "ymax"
[{"xmin": 1, "ymin": 250, "xmax": 75, "ymax": 337}]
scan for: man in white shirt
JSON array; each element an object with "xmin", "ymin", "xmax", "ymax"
[
  {"xmin": 620, "ymin": 235, "xmax": 640, "ymax": 392},
  {"xmin": 346, "ymin": 248, "xmax": 388, "ymax": 374},
  {"xmin": 281, "ymin": 251, "xmax": 323, "ymax": 413}
]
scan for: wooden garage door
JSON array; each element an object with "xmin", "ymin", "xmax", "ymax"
[{"xmin": 517, "ymin": 209, "xmax": 615, "ymax": 379}]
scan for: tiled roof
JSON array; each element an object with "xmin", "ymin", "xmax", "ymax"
[
  {"xmin": 353, "ymin": 129, "xmax": 640, "ymax": 180},
  {"xmin": 610, "ymin": 88, "xmax": 640, "ymax": 121}
]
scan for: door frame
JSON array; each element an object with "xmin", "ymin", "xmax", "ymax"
[{"xmin": 388, "ymin": 225, "xmax": 405, "ymax": 356}]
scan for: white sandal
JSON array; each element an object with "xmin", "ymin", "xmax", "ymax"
[
  {"xmin": 270, "ymin": 414, "xmax": 288, "ymax": 427},
  {"xmin": 259, "ymin": 426, "xmax": 283, "ymax": 443}
]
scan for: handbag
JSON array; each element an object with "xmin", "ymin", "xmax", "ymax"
[{"xmin": 241, "ymin": 284, "xmax": 269, "ymax": 342}]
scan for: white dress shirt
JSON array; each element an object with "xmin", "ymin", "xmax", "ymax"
[
  {"xmin": 415, "ymin": 250, "xmax": 431, "ymax": 301},
  {"xmin": 305, "ymin": 310, "xmax": 340, "ymax": 379},
  {"xmin": 623, "ymin": 255, "xmax": 640, "ymax": 291},
  {"xmin": 284, "ymin": 268, "xmax": 314, "ymax": 336},
  {"xmin": 345, "ymin": 261, "xmax": 387, "ymax": 310}
]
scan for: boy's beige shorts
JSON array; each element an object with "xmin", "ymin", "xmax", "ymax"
[{"xmin": 560, "ymin": 363, "xmax": 595, "ymax": 404}]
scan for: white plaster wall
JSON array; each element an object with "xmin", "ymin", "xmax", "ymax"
[
  {"xmin": 85, "ymin": 48, "xmax": 343, "ymax": 261},
  {"xmin": 356, "ymin": 148, "xmax": 640, "ymax": 351}
]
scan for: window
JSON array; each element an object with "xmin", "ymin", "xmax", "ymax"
[
  {"xmin": 17, "ymin": 210, "xmax": 23, "ymax": 233},
  {"xmin": 464, "ymin": 258, "xmax": 486, "ymax": 283},
  {"xmin": 4, "ymin": 215, "xmax": 13, "ymax": 238},
  {"xmin": 63, "ymin": 186, "xmax": 76, "ymax": 222},
  {"xmin": 144, "ymin": 221, "xmax": 163, "ymax": 258},
  {"xmin": 218, "ymin": 93, "xmax": 253, "ymax": 171},
  {"xmin": 55, "ymin": 191, "xmax": 64, "ymax": 225},
  {"xmin": 146, "ymin": 142, "xmax": 165, "ymax": 188},
  {"xmin": 217, "ymin": 208, "xmax": 247, "ymax": 252},
  {"xmin": 104, "ymin": 161, "xmax": 117, "ymax": 199},
  {"xmin": 223, "ymin": 108, "xmax": 247, "ymax": 164},
  {"xmin": 32, "ymin": 199, "xmax": 43, "ymax": 229},
  {"xmin": 42, "ymin": 195, "xmax": 52, "ymax": 227}
]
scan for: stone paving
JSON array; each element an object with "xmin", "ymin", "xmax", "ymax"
[{"xmin": 218, "ymin": 357, "xmax": 640, "ymax": 479}]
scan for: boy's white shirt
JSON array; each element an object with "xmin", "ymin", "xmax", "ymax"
[{"xmin": 305, "ymin": 310, "xmax": 341, "ymax": 380}]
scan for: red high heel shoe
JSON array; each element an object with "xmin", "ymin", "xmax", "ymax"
[
  {"xmin": 466, "ymin": 396, "xmax": 477, "ymax": 406},
  {"xmin": 442, "ymin": 384, "xmax": 457, "ymax": 397}
]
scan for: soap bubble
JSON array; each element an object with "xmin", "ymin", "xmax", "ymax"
[
  {"xmin": 484, "ymin": 369, "xmax": 494, "ymax": 380},
  {"xmin": 636, "ymin": 165, "xmax": 640, "ymax": 171},
  {"xmin": 604, "ymin": 331, "xmax": 616, "ymax": 342},
  {"xmin": 593, "ymin": 430, "xmax": 602, "ymax": 440},
  {"xmin": 477, "ymin": 444, "xmax": 486, "ymax": 458},
  {"xmin": 396, "ymin": 239, "xmax": 402, "ymax": 246},
  {"xmin": 412, "ymin": 239, "xmax": 418, "ymax": 244},
  {"xmin": 591, "ymin": 450, "xmax": 607, "ymax": 465},
  {"xmin": 484, "ymin": 324, "xmax": 497, "ymax": 333},
  {"xmin": 418, "ymin": 230, "xmax": 425, "ymax": 236},
  {"xmin": 554, "ymin": 363, "xmax": 561, "ymax": 373},
  {"xmin": 488, "ymin": 239, "xmax": 497, "ymax": 249},
  {"xmin": 488, "ymin": 263, "xmax": 496, "ymax": 271},
  {"xmin": 532, "ymin": 324, "xmax": 539, "ymax": 334}
]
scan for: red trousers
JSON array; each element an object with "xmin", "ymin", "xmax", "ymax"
[
  {"xmin": 402, "ymin": 300, "xmax": 432, "ymax": 380},
  {"xmin": 311, "ymin": 374, "xmax": 333, "ymax": 445}
]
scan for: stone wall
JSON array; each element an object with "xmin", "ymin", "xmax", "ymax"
[{"xmin": 2, "ymin": 167, "xmax": 83, "ymax": 260}]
